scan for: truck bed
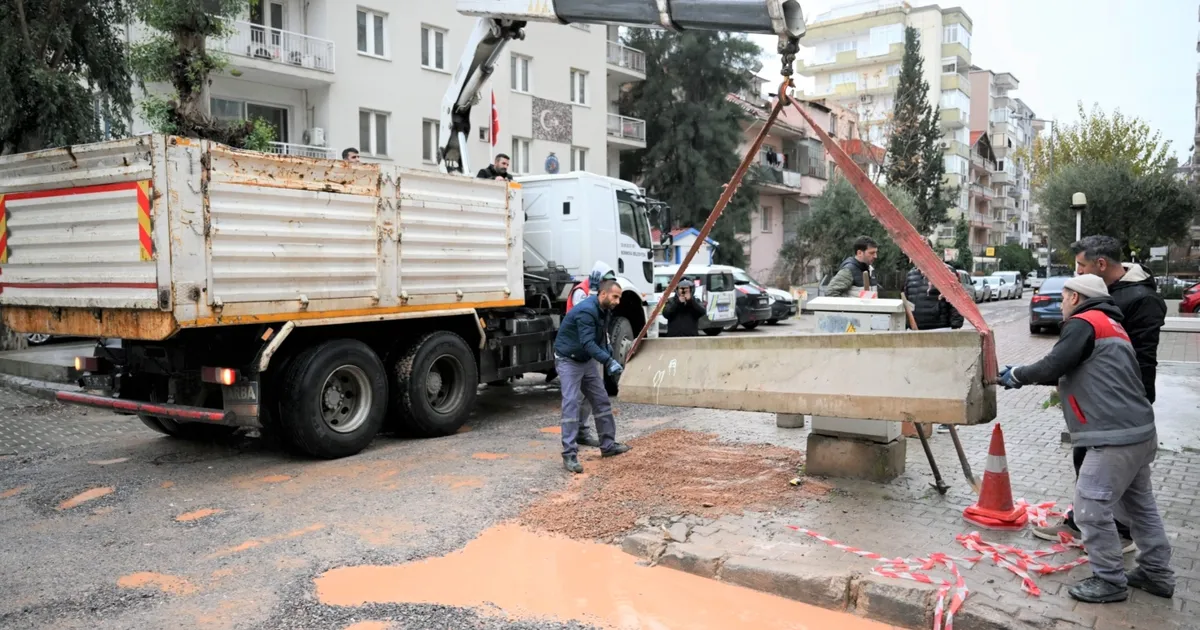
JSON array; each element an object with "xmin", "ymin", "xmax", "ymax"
[{"xmin": 0, "ymin": 135, "xmax": 524, "ymax": 340}]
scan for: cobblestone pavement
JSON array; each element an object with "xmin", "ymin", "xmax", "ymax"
[{"xmin": 650, "ymin": 300, "xmax": 1200, "ymax": 630}]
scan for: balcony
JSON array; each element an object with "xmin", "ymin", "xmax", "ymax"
[
  {"xmin": 941, "ymin": 73, "xmax": 971, "ymax": 97},
  {"xmin": 606, "ymin": 41, "xmax": 646, "ymax": 82},
  {"xmin": 943, "ymin": 140, "xmax": 969, "ymax": 158},
  {"xmin": 798, "ymin": 42, "xmax": 904, "ymax": 76},
  {"xmin": 211, "ymin": 18, "xmax": 336, "ymax": 88},
  {"xmin": 941, "ymin": 42, "xmax": 971, "ymax": 65},
  {"xmin": 992, "ymin": 195, "xmax": 1015, "ymax": 210},
  {"xmin": 940, "ymin": 108, "xmax": 965, "ymax": 129},
  {"xmin": 991, "ymin": 169, "xmax": 1011, "ymax": 185},
  {"xmin": 968, "ymin": 212, "xmax": 991, "ymax": 229},
  {"xmin": 266, "ymin": 141, "xmax": 335, "ymax": 159},
  {"xmin": 607, "ymin": 113, "xmax": 647, "ymax": 149},
  {"xmin": 969, "ymin": 183, "xmax": 994, "ymax": 200}
]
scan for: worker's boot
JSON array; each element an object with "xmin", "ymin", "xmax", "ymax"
[
  {"xmin": 577, "ymin": 427, "xmax": 602, "ymax": 448},
  {"xmin": 562, "ymin": 454, "xmax": 584, "ymax": 474},
  {"xmin": 1067, "ymin": 576, "xmax": 1128, "ymax": 603},
  {"xmin": 1126, "ymin": 567, "xmax": 1174, "ymax": 598},
  {"xmin": 601, "ymin": 443, "xmax": 632, "ymax": 458}
]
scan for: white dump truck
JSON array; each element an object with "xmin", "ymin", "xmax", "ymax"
[{"xmin": 0, "ymin": 136, "xmax": 658, "ymax": 457}]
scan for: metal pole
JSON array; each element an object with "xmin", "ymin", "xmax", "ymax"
[
  {"xmin": 1047, "ymin": 121, "xmax": 1055, "ymax": 278},
  {"xmin": 1075, "ymin": 210, "xmax": 1082, "ymax": 242}
]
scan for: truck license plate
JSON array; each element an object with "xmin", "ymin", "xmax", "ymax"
[
  {"xmin": 80, "ymin": 374, "xmax": 113, "ymax": 391},
  {"xmin": 224, "ymin": 382, "xmax": 259, "ymax": 403},
  {"xmin": 717, "ymin": 304, "xmax": 729, "ymax": 313}
]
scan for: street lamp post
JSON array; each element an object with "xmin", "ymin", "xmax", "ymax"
[{"xmin": 1071, "ymin": 192, "xmax": 1087, "ymax": 243}]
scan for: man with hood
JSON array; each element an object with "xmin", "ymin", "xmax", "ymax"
[
  {"xmin": 1035, "ymin": 236, "xmax": 1166, "ymax": 548},
  {"xmin": 826, "ymin": 236, "xmax": 878, "ymax": 297},
  {"xmin": 559, "ymin": 261, "xmax": 617, "ymax": 448},
  {"xmin": 1000, "ymin": 275, "xmax": 1173, "ymax": 603}
]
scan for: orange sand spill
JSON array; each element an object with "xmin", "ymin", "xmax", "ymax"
[
  {"xmin": 259, "ymin": 474, "xmax": 292, "ymax": 484},
  {"xmin": 160, "ymin": 481, "xmax": 175, "ymax": 489},
  {"xmin": 176, "ymin": 508, "xmax": 223, "ymax": 522},
  {"xmin": 435, "ymin": 475, "xmax": 484, "ymax": 490},
  {"xmin": 91, "ymin": 506, "xmax": 115, "ymax": 516},
  {"xmin": 87, "ymin": 457, "xmax": 129, "ymax": 465},
  {"xmin": 343, "ymin": 622, "xmax": 393, "ymax": 630},
  {"xmin": 471, "ymin": 452, "xmax": 509, "ymax": 460},
  {"xmin": 58, "ymin": 487, "xmax": 114, "ymax": 510},
  {"xmin": 207, "ymin": 523, "xmax": 325, "ymax": 559},
  {"xmin": 1, "ymin": 486, "xmax": 28, "ymax": 499},
  {"xmin": 118, "ymin": 571, "xmax": 197, "ymax": 596},
  {"xmin": 456, "ymin": 425, "xmax": 472, "ymax": 434},
  {"xmin": 314, "ymin": 524, "xmax": 892, "ymax": 630},
  {"xmin": 539, "ymin": 426, "xmax": 561, "ymax": 434}
]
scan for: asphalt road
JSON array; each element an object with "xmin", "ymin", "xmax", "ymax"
[{"xmin": 0, "ymin": 296, "xmax": 1035, "ymax": 630}]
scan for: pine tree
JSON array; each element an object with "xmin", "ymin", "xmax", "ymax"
[
  {"xmin": 954, "ymin": 215, "xmax": 973, "ymax": 271},
  {"xmin": 884, "ymin": 26, "xmax": 952, "ymax": 236},
  {"xmin": 619, "ymin": 30, "xmax": 761, "ymax": 267}
]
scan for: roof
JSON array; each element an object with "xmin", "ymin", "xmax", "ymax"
[
  {"xmin": 669, "ymin": 227, "xmax": 718, "ymax": 246},
  {"xmin": 726, "ymin": 93, "xmax": 811, "ymax": 137},
  {"xmin": 970, "ymin": 131, "xmax": 984, "ymax": 146}
]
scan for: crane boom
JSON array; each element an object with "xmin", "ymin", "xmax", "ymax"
[{"xmin": 439, "ymin": 0, "xmax": 806, "ymax": 175}]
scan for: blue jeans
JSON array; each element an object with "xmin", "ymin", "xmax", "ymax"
[{"xmin": 556, "ymin": 357, "xmax": 616, "ymax": 456}]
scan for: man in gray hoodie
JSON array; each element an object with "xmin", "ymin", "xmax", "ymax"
[{"xmin": 1000, "ymin": 275, "xmax": 1174, "ymax": 603}]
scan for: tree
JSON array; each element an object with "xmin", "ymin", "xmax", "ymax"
[
  {"xmin": 0, "ymin": 0, "xmax": 133, "ymax": 155},
  {"xmin": 996, "ymin": 243, "xmax": 1036, "ymax": 275},
  {"xmin": 883, "ymin": 26, "xmax": 952, "ymax": 235},
  {"xmin": 1037, "ymin": 160, "xmax": 1199, "ymax": 257},
  {"xmin": 1024, "ymin": 103, "xmax": 1173, "ymax": 189},
  {"xmin": 953, "ymin": 215, "xmax": 973, "ymax": 271},
  {"xmin": 790, "ymin": 175, "xmax": 917, "ymax": 290},
  {"xmin": 130, "ymin": 0, "xmax": 272, "ymax": 149},
  {"xmin": 620, "ymin": 30, "xmax": 761, "ymax": 267}
]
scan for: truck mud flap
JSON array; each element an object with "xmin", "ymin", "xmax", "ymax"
[
  {"xmin": 55, "ymin": 391, "xmax": 235, "ymax": 425},
  {"xmin": 618, "ymin": 330, "xmax": 995, "ymax": 425}
]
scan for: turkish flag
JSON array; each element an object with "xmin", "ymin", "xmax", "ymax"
[{"xmin": 490, "ymin": 90, "xmax": 499, "ymax": 147}]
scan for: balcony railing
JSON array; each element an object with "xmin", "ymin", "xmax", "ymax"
[
  {"xmin": 212, "ymin": 17, "xmax": 336, "ymax": 73},
  {"xmin": 607, "ymin": 114, "xmax": 646, "ymax": 142},
  {"xmin": 267, "ymin": 141, "xmax": 335, "ymax": 159},
  {"xmin": 607, "ymin": 41, "xmax": 646, "ymax": 74}
]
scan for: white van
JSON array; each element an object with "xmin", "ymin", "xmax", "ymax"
[{"xmin": 652, "ymin": 264, "xmax": 738, "ymax": 336}]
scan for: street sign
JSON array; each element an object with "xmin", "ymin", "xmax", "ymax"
[
  {"xmin": 1150, "ymin": 246, "xmax": 1169, "ymax": 258},
  {"xmin": 985, "ymin": 247, "xmax": 995, "ymax": 257}
]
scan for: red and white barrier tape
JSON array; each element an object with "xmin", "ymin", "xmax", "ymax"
[{"xmin": 787, "ymin": 503, "xmax": 1090, "ymax": 630}]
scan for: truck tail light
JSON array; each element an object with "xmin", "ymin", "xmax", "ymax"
[
  {"xmin": 75, "ymin": 356, "xmax": 99, "ymax": 372},
  {"xmin": 201, "ymin": 367, "xmax": 239, "ymax": 386}
]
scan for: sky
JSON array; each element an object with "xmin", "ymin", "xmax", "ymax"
[{"xmin": 751, "ymin": 0, "xmax": 1198, "ymax": 161}]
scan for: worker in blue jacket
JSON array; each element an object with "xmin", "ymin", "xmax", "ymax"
[{"xmin": 553, "ymin": 279, "xmax": 632, "ymax": 473}]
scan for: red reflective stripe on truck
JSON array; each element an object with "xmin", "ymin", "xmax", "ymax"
[
  {"xmin": 55, "ymin": 391, "xmax": 231, "ymax": 423},
  {"xmin": 0, "ymin": 282, "xmax": 157, "ymax": 289},
  {"xmin": 3, "ymin": 181, "xmax": 142, "ymax": 201}
]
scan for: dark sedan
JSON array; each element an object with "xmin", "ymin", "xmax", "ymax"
[
  {"xmin": 728, "ymin": 283, "xmax": 773, "ymax": 330},
  {"xmin": 1029, "ymin": 276, "xmax": 1069, "ymax": 334}
]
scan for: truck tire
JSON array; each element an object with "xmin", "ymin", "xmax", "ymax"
[
  {"xmin": 609, "ymin": 316, "xmax": 634, "ymax": 365},
  {"xmin": 703, "ymin": 328, "xmax": 723, "ymax": 337},
  {"xmin": 278, "ymin": 339, "xmax": 388, "ymax": 459},
  {"xmin": 392, "ymin": 332, "xmax": 478, "ymax": 437},
  {"xmin": 138, "ymin": 415, "xmax": 238, "ymax": 441}
]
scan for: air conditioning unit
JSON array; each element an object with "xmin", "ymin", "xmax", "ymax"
[{"xmin": 304, "ymin": 127, "xmax": 326, "ymax": 147}]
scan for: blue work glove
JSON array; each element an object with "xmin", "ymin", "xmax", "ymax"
[
  {"xmin": 607, "ymin": 359, "xmax": 624, "ymax": 376},
  {"xmin": 998, "ymin": 365, "xmax": 1023, "ymax": 389}
]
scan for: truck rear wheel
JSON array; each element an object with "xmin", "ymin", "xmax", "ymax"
[
  {"xmin": 278, "ymin": 339, "xmax": 388, "ymax": 459},
  {"xmin": 391, "ymin": 332, "xmax": 478, "ymax": 437},
  {"xmin": 138, "ymin": 415, "xmax": 239, "ymax": 441},
  {"xmin": 610, "ymin": 316, "xmax": 634, "ymax": 365}
]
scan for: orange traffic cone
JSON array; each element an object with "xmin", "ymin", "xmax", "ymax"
[{"xmin": 962, "ymin": 424, "xmax": 1028, "ymax": 531}]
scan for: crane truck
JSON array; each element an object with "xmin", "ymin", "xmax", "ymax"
[{"xmin": 0, "ymin": 1, "xmax": 805, "ymax": 458}]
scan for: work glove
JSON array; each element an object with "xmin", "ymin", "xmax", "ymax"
[
  {"xmin": 998, "ymin": 365, "xmax": 1022, "ymax": 390},
  {"xmin": 607, "ymin": 359, "xmax": 624, "ymax": 376}
]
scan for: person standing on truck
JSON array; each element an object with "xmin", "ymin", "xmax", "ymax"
[
  {"xmin": 999, "ymin": 275, "xmax": 1174, "ymax": 603},
  {"xmin": 477, "ymin": 154, "xmax": 513, "ymax": 181},
  {"xmin": 662, "ymin": 278, "xmax": 706, "ymax": 337},
  {"xmin": 342, "ymin": 148, "xmax": 360, "ymax": 162},
  {"xmin": 826, "ymin": 236, "xmax": 878, "ymax": 297},
  {"xmin": 553, "ymin": 279, "xmax": 632, "ymax": 474}
]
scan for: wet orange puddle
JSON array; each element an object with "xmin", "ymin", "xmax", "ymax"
[
  {"xmin": 207, "ymin": 523, "xmax": 325, "ymax": 559},
  {"xmin": 539, "ymin": 426, "xmax": 561, "ymax": 434},
  {"xmin": 471, "ymin": 452, "xmax": 509, "ymax": 460},
  {"xmin": 314, "ymin": 524, "xmax": 893, "ymax": 630},
  {"xmin": 58, "ymin": 487, "xmax": 114, "ymax": 510},
  {"xmin": 176, "ymin": 508, "xmax": 223, "ymax": 522},
  {"xmin": 1, "ymin": 485, "xmax": 28, "ymax": 499},
  {"xmin": 118, "ymin": 571, "xmax": 197, "ymax": 596}
]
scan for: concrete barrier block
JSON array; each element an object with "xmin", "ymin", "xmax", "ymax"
[{"xmin": 805, "ymin": 433, "xmax": 906, "ymax": 482}]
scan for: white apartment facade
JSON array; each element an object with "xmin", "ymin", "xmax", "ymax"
[
  {"xmin": 968, "ymin": 67, "xmax": 1039, "ymax": 251},
  {"xmin": 132, "ymin": 1, "xmax": 648, "ymax": 178},
  {"xmin": 796, "ymin": 0, "xmax": 973, "ymax": 241}
]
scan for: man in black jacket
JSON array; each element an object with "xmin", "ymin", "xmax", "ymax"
[
  {"xmin": 1035, "ymin": 235, "xmax": 1166, "ymax": 551},
  {"xmin": 662, "ymin": 278, "xmax": 707, "ymax": 337},
  {"xmin": 825, "ymin": 236, "xmax": 878, "ymax": 297},
  {"xmin": 903, "ymin": 264, "xmax": 964, "ymax": 331},
  {"xmin": 476, "ymin": 154, "xmax": 513, "ymax": 181}
]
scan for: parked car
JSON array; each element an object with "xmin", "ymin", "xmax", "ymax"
[
  {"xmin": 1029, "ymin": 276, "xmax": 1070, "ymax": 334},
  {"xmin": 990, "ymin": 271, "xmax": 1024, "ymax": 299},
  {"xmin": 712, "ymin": 264, "xmax": 772, "ymax": 331},
  {"xmin": 24, "ymin": 333, "xmax": 54, "ymax": 345},
  {"xmin": 653, "ymin": 264, "xmax": 738, "ymax": 336},
  {"xmin": 956, "ymin": 270, "xmax": 980, "ymax": 303},
  {"xmin": 971, "ymin": 276, "xmax": 995, "ymax": 301},
  {"xmin": 986, "ymin": 274, "xmax": 1018, "ymax": 300},
  {"xmin": 728, "ymin": 268, "xmax": 797, "ymax": 324},
  {"xmin": 1182, "ymin": 282, "xmax": 1200, "ymax": 314}
]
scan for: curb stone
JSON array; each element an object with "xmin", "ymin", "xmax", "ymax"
[
  {"xmin": 0, "ymin": 373, "xmax": 78, "ymax": 402},
  {"xmin": 851, "ymin": 573, "xmax": 937, "ymax": 629},
  {"xmin": 657, "ymin": 542, "xmax": 725, "ymax": 578},
  {"xmin": 718, "ymin": 555, "xmax": 853, "ymax": 612}
]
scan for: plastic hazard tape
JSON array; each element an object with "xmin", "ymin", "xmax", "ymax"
[{"xmin": 787, "ymin": 526, "xmax": 979, "ymax": 630}]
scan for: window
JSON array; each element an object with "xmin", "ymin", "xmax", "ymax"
[
  {"xmin": 570, "ymin": 147, "xmax": 587, "ymax": 172},
  {"xmin": 953, "ymin": 126, "xmax": 969, "ymax": 144},
  {"xmin": 478, "ymin": 126, "xmax": 488, "ymax": 142},
  {"xmin": 944, "ymin": 155, "xmax": 968, "ymax": 175},
  {"xmin": 511, "ymin": 55, "xmax": 531, "ymax": 93},
  {"xmin": 941, "ymin": 57, "xmax": 958, "ymax": 74},
  {"xmin": 832, "ymin": 39, "xmax": 858, "ymax": 54},
  {"xmin": 358, "ymin": 109, "xmax": 389, "ymax": 157},
  {"xmin": 760, "ymin": 206, "xmax": 772, "ymax": 232},
  {"xmin": 421, "ymin": 25, "xmax": 446, "ymax": 70},
  {"xmin": 212, "ymin": 98, "xmax": 289, "ymax": 143},
  {"xmin": 939, "ymin": 89, "xmax": 970, "ymax": 113},
  {"xmin": 357, "ymin": 9, "xmax": 387, "ymax": 57},
  {"xmin": 943, "ymin": 24, "xmax": 971, "ymax": 49},
  {"xmin": 570, "ymin": 69, "xmax": 588, "ymax": 105},
  {"xmin": 886, "ymin": 63, "xmax": 901, "ymax": 77},
  {"xmin": 511, "ymin": 137, "xmax": 531, "ymax": 174},
  {"xmin": 867, "ymin": 24, "xmax": 903, "ymax": 55},
  {"xmin": 421, "ymin": 119, "xmax": 438, "ymax": 162},
  {"xmin": 830, "ymin": 71, "xmax": 857, "ymax": 87}
]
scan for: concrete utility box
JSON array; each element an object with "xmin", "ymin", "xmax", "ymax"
[{"xmin": 806, "ymin": 297, "xmax": 907, "ymax": 335}]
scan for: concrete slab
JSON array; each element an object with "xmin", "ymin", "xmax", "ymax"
[
  {"xmin": 0, "ymin": 341, "xmax": 90, "ymax": 384},
  {"xmin": 620, "ymin": 330, "xmax": 996, "ymax": 425}
]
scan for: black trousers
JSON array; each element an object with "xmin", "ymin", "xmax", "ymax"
[{"xmin": 1065, "ymin": 446, "xmax": 1133, "ymax": 539}]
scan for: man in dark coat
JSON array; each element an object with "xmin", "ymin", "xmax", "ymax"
[
  {"xmin": 476, "ymin": 154, "xmax": 513, "ymax": 181},
  {"xmin": 903, "ymin": 264, "xmax": 964, "ymax": 331},
  {"xmin": 662, "ymin": 278, "xmax": 707, "ymax": 337}
]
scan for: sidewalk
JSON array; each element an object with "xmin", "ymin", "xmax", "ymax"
[{"xmin": 621, "ymin": 321, "xmax": 1200, "ymax": 630}]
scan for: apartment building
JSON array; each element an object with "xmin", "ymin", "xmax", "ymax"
[
  {"xmin": 965, "ymin": 130, "xmax": 998, "ymax": 269},
  {"xmin": 132, "ymin": 1, "xmax": 648, "ymax": 178},
  {"xmin": 968, "ymin": 68, "xmax": 1040, "ymax": 253},
  {"xmin": 796, "ymin": 0, "xmax": 973, "ymax": 242}
]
